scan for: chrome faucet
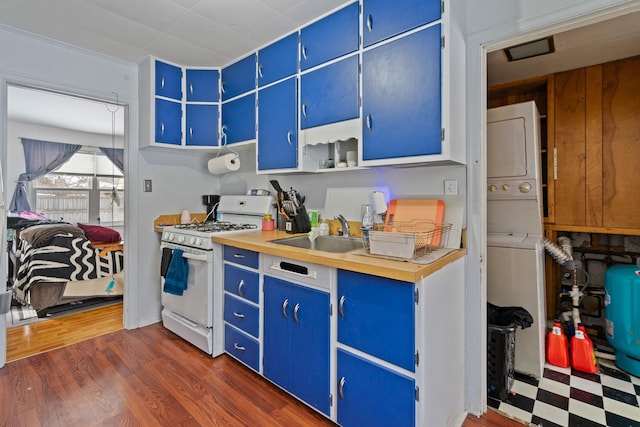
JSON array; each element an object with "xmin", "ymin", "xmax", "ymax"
[{"xmin": 334, "ymin": 215, "xmax": 351, "ymax": 237}]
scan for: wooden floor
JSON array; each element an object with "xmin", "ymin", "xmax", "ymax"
[
  {"xmin": 6, "ymin": 302, "xmax": 123, "ymax": 362},
  {"xmin": 3, "ymin": 306, "xmax": 524, "ymax": 426}
]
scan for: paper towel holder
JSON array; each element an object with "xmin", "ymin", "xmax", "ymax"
[{"xmin": 216, "ymin": 127, "xmax": 239, "ymax": 161}]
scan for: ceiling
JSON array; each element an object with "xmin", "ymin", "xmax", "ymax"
[{"xmin": 2, "ymin": 1, "xmax": 640, "ymax": 134}]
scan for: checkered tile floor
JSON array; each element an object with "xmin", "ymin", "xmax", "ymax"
[{"xmin": 488, "ymin": 361, "xmax": 640, "ymax": 426}]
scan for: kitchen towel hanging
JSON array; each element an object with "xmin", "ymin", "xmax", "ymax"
[
  {"xmin": 163, "ymin": 249, "xmax": 189, "ymax": 295},
  {"xmin": 208, "ymin": 153, "xmax": 240, "ymax": 175}
]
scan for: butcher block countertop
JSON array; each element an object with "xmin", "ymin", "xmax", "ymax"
[{"xmin": 211, "ymin": 229, "xmax": 465, "ymax": 283}]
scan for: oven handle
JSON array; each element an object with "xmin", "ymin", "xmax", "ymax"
[{"xmin": 182, "ymin": 252, "xmax": 208, "ymax": 262}]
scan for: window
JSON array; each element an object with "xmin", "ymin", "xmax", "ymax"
[{"xmin": 33, "ymin": 150, "xmax": 124, "ymax": 226}]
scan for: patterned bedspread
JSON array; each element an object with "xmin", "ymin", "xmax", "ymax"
[{"xmin": 13, "ymin": 233, "xmax": 124, "ymax": 299}]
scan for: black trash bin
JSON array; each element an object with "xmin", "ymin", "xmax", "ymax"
[
  {"xmin": 487, "ymin": 323, "xmax": 516, "ymax": 401},
  {"xmin": 486, "ymin": 303, "xmax": 533, "ymax": 401}
]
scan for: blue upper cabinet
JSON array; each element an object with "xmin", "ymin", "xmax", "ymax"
[
  {"xmin": 258, "ymin": 77, "xmax": 298, "ymax": 171},
  {"xmin": 362, "ymin": 0, "xmax": 441, "ymax": 47},
  {"xmin": 155, "ymin": 98, "xmax": 182, "ymax": 145},
  {"xmin": 362, "ymin": 25, "xmax": 442, "ymax": 161},
  {"xmin": 155, "ymin": 60, "xmax": 182, "ymax": 100},
  {"xmin": 186, "ymin": 69, "xmax": 219, "ymax": 102},
  {"xmin": 186, "ymin": 104, "xmax": 218, "ymax": 146},
  {"xmin": 222, "ymin": 93, "xmax": 256, "ymax": 144},
  {"xmin": 299, "ymin": 2, "xmax": 359, "ymax": 71},
  {"xmin": 258, "ymin": 33, "xmax": 298, "ymax": 87},
  {"xmin": 300, "ymin": 55, "xmax": 359, "ymax": 129},
  {"xmin": 221, "ymin": 54, "xmax": 257, "ymax": 101}
]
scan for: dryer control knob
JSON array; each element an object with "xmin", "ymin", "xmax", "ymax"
[
  {"xmin": 488, "ymin": 184, "xmax": 497, "ymax": 192},
  {"xmin": 519, "ymin": 182, "xmax": 532, "ymax": 193},
  {"xmin": 502, "ymin": 184, "xmax": 510, "ymax": 191}
]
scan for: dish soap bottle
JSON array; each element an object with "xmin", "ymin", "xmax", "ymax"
[{"xmin": 361, "ymin": 204, "xmax": 373, "ymax": 243}]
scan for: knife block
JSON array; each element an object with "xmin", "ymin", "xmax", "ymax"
[{"xmin": 281, "ymin": 206, "xmax": 312, "ymax": 234}]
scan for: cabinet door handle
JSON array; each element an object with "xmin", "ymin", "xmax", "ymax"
[
  {"xmin": 366, "ymin": 114, "xmax": 372, "ymax": 131},
  {"xmin": 189, "ymin": 83, "xmax": 194, "ymax": 95},
  {"xmin": 287, "ymin": 131, "xmax": 293, "ymax": 146},
  {"xmin": 366, "ymin": 14, "xmax": 373, "ymax": 33},
  {"xmin": 233, "ymin": 311, "xmax": 245, "ymax": 319},
  {"xmin": 293, "ymin": 303, "xmax": 301, "ymax": 324},
  {"xmin": 338, "ymin": 377, "xmax": 346, "ymax": 400},
  {"xmin": 258, "ymin": 64, "xmax": 263, "ymax": 78},
  {"xmin": 302, "ymin": 103, "xmax": 307, "ymax": 118},
  {"xmin": 233, "ymin": 343, "xmax": 246, "ymax": 351},
  {"xmin": 189, "ymin": 126, "xmax": 193, "ymax": 139},
  {"xmin": 281, "ymin": 299, "xmax": 289, "ymax": 319},
  {"xmin": 221, "ymin": 82, "xmax": 225, "ymax": 94},
  {"xmin": 161, "ymin": 76, "xmax": 165, "ymax": 89},
  {"xmin": 160, "ymin": 122, "xmax": 165, "ymax": 135},
  {"xmin": 237, "ymin": 280, "xmax": 245, "ymax": 297},
  {"xmin": 338, "ymin": 295, "xmax": 346, "ymax": 318},
  {"xmin": 301, "ymin": 44, "xmax": 307, "ymax": 60}
]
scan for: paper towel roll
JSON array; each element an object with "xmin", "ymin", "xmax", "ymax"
[{"xmin": 208, "ymin": 153, "xmax": 240, "ymax": 175}]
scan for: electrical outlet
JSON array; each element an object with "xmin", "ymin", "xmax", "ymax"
[
  {"xmin": 143, "ymin": 179, "xmax": 152, "ymax": 192},
  {"xmin": 444, "ymin": 179, "xmax": 458, "ymax": 195}
]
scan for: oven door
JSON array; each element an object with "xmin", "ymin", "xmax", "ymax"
[{"xmin": 161, "ymin": 245, "xmax": 213, "ymax": 328}]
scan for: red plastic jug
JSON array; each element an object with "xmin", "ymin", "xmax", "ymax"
[
  {"xmin": 571, "ymin": 324, "xmax": 597, "ymax": 373},
  {"xmin": 546, "ymin": 321, "xmax": 570, "ymax": 368}
]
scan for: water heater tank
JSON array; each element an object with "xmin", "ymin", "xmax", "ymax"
[{"xmin": 605, "ymin": 265, "xmax": 640, "ymax": 377}]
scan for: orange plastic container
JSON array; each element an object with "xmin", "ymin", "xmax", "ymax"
[
  {"xmin": 571, "ymin": 324, "xmax": 598, "ymax": 373},
  {"xmin": 546, "ymin": 321, "xmax": 570, "ymax": 368}
]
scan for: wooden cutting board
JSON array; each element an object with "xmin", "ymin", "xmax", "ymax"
[{"xmin": 385, "ymin": 199, "xmax": 446, "ymax": 246}]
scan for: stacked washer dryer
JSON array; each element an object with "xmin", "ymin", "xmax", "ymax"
[{"xmin": 487, "ymin": 101, "xmax": 546, "ymax": 379}]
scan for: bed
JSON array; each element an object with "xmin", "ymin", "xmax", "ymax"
[{"xmin": 8, "ymin": 218, "xmax": 124, "ymax": 317}]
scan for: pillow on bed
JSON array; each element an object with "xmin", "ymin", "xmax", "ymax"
[{"xmin": 77, "ymin": 223, "xmax": 122, "ymax": 243}]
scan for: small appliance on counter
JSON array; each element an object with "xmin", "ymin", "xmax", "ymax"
[{"xmin": 202, "ymin": 194, "xmax": 220, "ymax": 221}]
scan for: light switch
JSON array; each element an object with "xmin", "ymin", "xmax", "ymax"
[{"xmin": 143, "ymin": 179, "xmax": 152, "ymax": 192}]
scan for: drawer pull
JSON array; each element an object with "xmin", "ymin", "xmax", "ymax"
[
  {"xmin": 281, "ymin": 299, "xmax": 289, "ymax": 319},
  {"xmin": 233, "ymin": 254, "xmax": 246, "ymax": 258},
  {"xmin": 366, "ymin": 114, "xmax": 372, "ymax": 131},
  {"xmin": 293, "ymin": 303, "xmax": 301, "ymax": 324},
  {"xmin": 338, "ymin": 377, "xmax": 346, "ymax": 400},
  {"xmin": 237, "ymin": 280, "xmax": 245, "ymax": 298},
  {"xmin": 161, "ymin": 76, "xmax": 165, "ymax": 89},
  {"xmin": 233, "ymin": 343, "xmax": 246, "ymax": 351},
  {"xmin": 233, "ymin": 311, "xmax": 245, "ymax": 319},
  {"xmin": 339, "ymin": 295, "xmax": 346, "ymax": 318},
  {"xmin": 287, "ymin": 131, "xmax": 293, "ymax": 146},
  {"xmin": 160, "ymin": 122, "xmax": 165, "ymax": 135},
  {"xmin": 302, "ymin": 103, "xmax": 307, "ymax": 118},
  {"xmin": 258, "ymin": 64, "xmax": 263, "ymax": 78},
  {"xmin": 301, "ymin": 44, "xmax": 307, "ymax": 60},
  {"xmin": 189, "ymin": 83, "xmax": 193, "ymax": 95},
  {"xmin": 366, "ymin": 14, "xmax": 373, "ymax": 33}
]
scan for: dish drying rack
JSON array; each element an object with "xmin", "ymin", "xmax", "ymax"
[{"xmin": 363, "ymin": 220, "xmax": 452, "ymax": 260}]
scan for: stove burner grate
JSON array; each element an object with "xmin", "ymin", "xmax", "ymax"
[{"xmin": 174, "ymin": 221, "xmax": 258, "ymax": 233}]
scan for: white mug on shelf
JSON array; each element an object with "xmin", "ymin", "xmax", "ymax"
[{"xmin": 346, "ymin": 150, "xmax": 357, "ymax": 167}]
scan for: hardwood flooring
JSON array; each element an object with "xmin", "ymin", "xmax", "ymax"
[
  {"xmin": 3, "ymin": 307, "xmax": 524, "ymax": 426},
  {"xmin": 6, "ymin": 302, "xmax": 123, "ymax": 362}
]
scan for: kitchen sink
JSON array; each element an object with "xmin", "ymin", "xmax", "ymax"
[{"xmin": 270, "ymin": 235, "xmax": 363, "ymax": 253}]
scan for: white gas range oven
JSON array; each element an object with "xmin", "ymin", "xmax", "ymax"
[{"xmin": 160, "ymin": 195, "xmax": 274, "ymax": 356}]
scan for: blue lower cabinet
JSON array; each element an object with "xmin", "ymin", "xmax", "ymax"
[
  {"xmin": 224, "ymin": 294, "xmax": 259, "ymax": 338},
  {"xmin": 225, "ymin": 324, "xmax": 259, "ymax": 372},
  {"xmin": 155, "ymin": 98, "xmax": 182, "ymax": 145},
  {"xmin": 337, "ymin": 349, "xmax": 415, "ymax": 427},
  {"xmin": 337, "ymin": 270, "xmax": 415, "ymax": 371},
  {"xmin": 224, "ymin": 264, "xmax": 259, "ymax": 304},
  {"xmin": 263, "ymin": 276, "xmax": 330, "ymax": 415}
]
